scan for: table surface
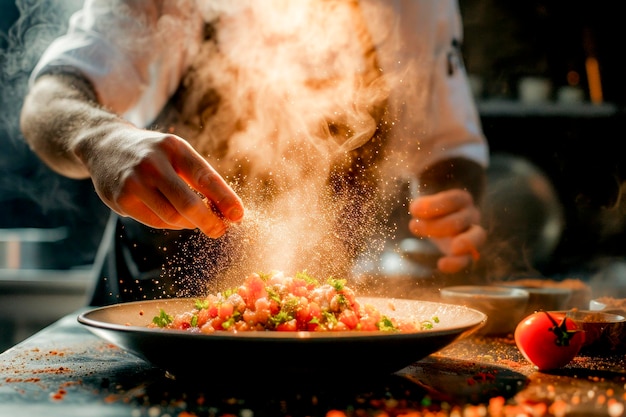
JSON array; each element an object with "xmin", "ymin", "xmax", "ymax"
[{"xmin": 1, "ymin": 309, "xmax": 626, "ymax": 417}]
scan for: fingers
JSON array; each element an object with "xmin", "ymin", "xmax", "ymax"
[
  {"xmin": 409, "ymin": 203, "xmax": 480, "ymax": 238},
  {"xmin": 167, "ymin": 138, "xmax": 245, "ymax": 224},
  {"xmin": 451, "ymin": 225, "xmax": 486, "ymax": 259},
  {"xmin": 410, "ymin": 189, "xmax": 474, "ymax": 220},
  {"xmin": 116, "ymin": 198, "xmax": 193, "ymax": 231},
  {"xmin": 195, "ymin": 169, "xmax": 244, "ymax": 223},
  {"xmin": 101, "ymin": 134, "xmax": 243, "ymax": 238},
  {"xmin": 409, "ymin": 189, "xmax": 479, "ymax": 238},
  {"xmin": 437, "ymin": 255, "xmax": 472, "ymax": 274},
  {"xmin": 113, "ymin": 168, "xmax": 230, "ymax": 238},
  {"xmin": 433, "ymin": 225, "xmax": 486, "ymax": 274}
]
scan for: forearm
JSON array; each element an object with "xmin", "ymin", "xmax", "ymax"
[
  {"xmin": 20, "ymin": 72, "xmax": 130, "ymax": 179},
  {"xmin": 417, "ymin": 157, "xmax": 486, "ymax": 205}
]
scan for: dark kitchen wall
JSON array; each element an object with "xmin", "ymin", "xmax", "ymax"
[
  {"xmin": 460, "ymin": 0, "xmax": 626, "ymax": 277},
  {"xmin": 0, "ymin": 0, "xmax": 108, "ymax": 269},
  {"xmin": 460, "ymin": 0, "xmax": 626, "ymax": 104}
]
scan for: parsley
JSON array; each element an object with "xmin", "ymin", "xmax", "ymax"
[
  {"xmin": 269, "ymin": 310, "xmax": 294, "ymax": 326},
  {"xmin": 420, "ymin": 316, "xmax": 440, "ymax": 330},
  {"xmin": 282, "ymin": 297, "xmax": 300, "ymax": 313},
  {"xmin": 336, "ymin": 293, "xmax": 349, "ymax": 307},
  {"xmin": 295, "ymin": 270, "xmax": 319, "ymax": 287},
  {"xmin": 258, "ymin": 272, "xmax": 271, "ymax": 281},
  {"xmin": 191, "ymin": 315, "xmax": 198, "ymax": 327},
  {"xmin": 377, "ymin": 316, "xmax": 399, "ymax": 332},
  {"xmin": 152, "ymin": 309, "xmax": 173, "ymax": 328},
  {"xmin": 327, "ymin": 277, "xmax": 346, "ymax": 291},
  {"xmin": 221, "ymin": 287, "xmax": 237, "ymax": 298},
  {"xmin": 266, "ymin": 287, "xmax": 281, "ymax": 304},
  {"xmin": 322, "ymin": 310, "xmax": 338, "ymax": 329},
  {"xmin": 195, "ymin": 299, "xmax": 209, "ymax": 310},
  {"xmin": 221, "ymin": 317, "xmax": 236, "ymax": 330}
]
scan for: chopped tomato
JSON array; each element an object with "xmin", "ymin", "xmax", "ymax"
[
  {"xmin": 150, "ymin": 271, "xmax": 439, "ymax": 334},
  {"xmin": 338, "ymin": 309, "xmax": 359, "ymax": 330},
  {"xmin": 276, "ymin": 319, "xmax": 298, "ymax": 331},
  {"xmin": 359, "ymin": 316, "xmax": 379, "ymax": 331},
  {"xmin": 218, "ymin": 302, "xmax": 234, "ymax": 320},
  {"xmin": 196, "ymin": 308, "xmax": 209, "ymax": 327}
]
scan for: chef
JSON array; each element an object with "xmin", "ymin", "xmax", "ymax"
[{"xmin": 20, "ymin": 0, "xmax": 489, "ymax": 305}]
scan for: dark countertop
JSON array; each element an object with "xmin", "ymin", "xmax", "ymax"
[{"xmin": 1, "ymin": 309, "xmax": 626, "ymax": 417}]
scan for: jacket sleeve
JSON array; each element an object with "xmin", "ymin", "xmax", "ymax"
[
  {"xmin": 29, "ymin": 0, "xmax": 204, "ymax": 127},
  {"xmin": 425, "ymin": 0, "xmax": 488, "ymax": 169},
  {"xmin": 382, "ymin": 0, "xmax": 488, "ymax": 172},
  {"xmin": 378, "ymin": 0, "xmax": 488, "ymax": 200}
]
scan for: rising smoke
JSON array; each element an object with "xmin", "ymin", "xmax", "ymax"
[
  {"xmin": 0, "ymin": 0, "xmax": 84, "ymax": 220},
  {"xmin": 0, "ymin": 0, "xmax": 107, "ymax": 267},
  {"xmin": 1, "ymin": 0, "xmax": 427, "ymax": 288},
  {"xmin": 154, "ymin": 1, "xmax": 424, "ymax": 291}
]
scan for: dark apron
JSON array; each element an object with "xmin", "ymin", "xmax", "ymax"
[{"xmin": 88, "ymin": 213, "xmax": 224, "ymax": 306}]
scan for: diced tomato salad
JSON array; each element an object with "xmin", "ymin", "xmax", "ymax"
[{"xmin": 150, "ymin": 271, "xmax": 438, "ymax": 333}]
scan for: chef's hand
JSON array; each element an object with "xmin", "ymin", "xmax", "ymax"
[
  {"xmin": 408, "ymin": 188, "xmax": 485, "ymax": 274},
  {"xmin": 83, "ymin": 125, "xmax": 244, "ymax": 238}
]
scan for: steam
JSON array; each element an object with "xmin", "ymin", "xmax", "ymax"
[
  {"xmin": 157, "ymin": 0, "xmax": 416, "ymax": 292},
  {"xmin": 172, "ymin": 1, "xmax": 390, "ymax": 179},
  {"xmin": 0, "ymin": 0, "xmax": 83, "ymax": 213},
  {"xmin": 0, "ymin": 1, "xmax": 108, "ymax": 268},
  {"xmin": 1, "ymin": 0, "xmax": 424, "ymax": 291}
]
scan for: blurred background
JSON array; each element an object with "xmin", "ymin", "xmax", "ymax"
[
  {"xmin": 1, "ymin": 0, "xmax": 626, "ymax": 351},
  {"xmin": 0, "ymin": 0, "xmax": 108, "ymax": 352}
]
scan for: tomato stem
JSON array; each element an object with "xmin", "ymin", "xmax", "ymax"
[{"xmin": 541, "ymin": 310, "xmax": 580, "ymax": 347}]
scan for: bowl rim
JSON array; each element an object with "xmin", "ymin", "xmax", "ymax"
[
  {"xmin": 496, "ymin": 282, "xmax": 573, "ymax": 295},
  {"xmin": 563, "ymin": 310, "xmax": 626, "ymax": 323},
  {"xmin": 440, "ymin": 285, "xmax": 529, "ymax": 300}
]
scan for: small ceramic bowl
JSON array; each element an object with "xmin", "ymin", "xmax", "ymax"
[
  {"xmin": 497, "ymin": 283, "xmax": 572, "ymax": 316},
  {"xmin": 564, "ymin": 310, "xmax": 626, "ymax": 353},
  {"xmin": 440, "ymin": 285, "xmax": 529, "ymax": 335}
]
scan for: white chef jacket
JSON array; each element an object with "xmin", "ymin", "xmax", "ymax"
[{"xmin": 30, "ymin": 0, "xmax": 488, "ymax": 177}]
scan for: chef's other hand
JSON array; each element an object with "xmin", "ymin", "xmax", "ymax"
[
  {"xmin": 85, "ymin": 126, "xmax": 244, "ymax": 238},
  {"xmin": 408, "ymin": 188, "xmax": 485, "ymax": 274}
]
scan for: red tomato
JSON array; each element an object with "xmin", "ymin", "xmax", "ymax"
[
  {"xmin": 242, "ymin": 274, "xmax": 267, "ymax": 304},
  {"xmin": 276, "ymin": 319, "xmax": 297, "ymax": 331},
  {"xmin": 338, "ymin": 309, "xmax": 359, "ymax": 330},
  {"xmin": 196, "ymin": 309, "xmax": 209, "ymax": 327},
  {"xmin": 514, "ymin": 311, "xmax": 585, "ymax": 371},
  {"xmin": 218, "ymin": 302, "xmax": 234, "ymax": 320}
]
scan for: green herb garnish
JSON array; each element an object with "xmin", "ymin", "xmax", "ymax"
[
  {"xmin": 152, "ymin": 309, "xmax": 173, "ymax": 328},
  {"xmin": 327, "ymin": 277, "xmax": 346, "ymax": 292},
  {"xmin": 377, "ymin": 316, "xmax": 399, "ymax": 332},
  {"xmin": 322, "ymin": 310, "xmax": 338, "ymax": 329},
  {"xmin": 269, "ymin": 310, "xmax": 294, "ymax": 326},
  {"xmin": 266, "ymin": 287, "xmax": 281, "ymax": 304},
  {"xmin": 295, "ymin": 270, "xmax": 319, "ymax": 287}
]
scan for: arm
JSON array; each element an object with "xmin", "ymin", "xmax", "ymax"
[
  {"xmin": 401, "ymin": 0, "xmax": 489, "ymax": 274},
  {"xmin": 409, "ymin": 157, "xmax": 486, "ymax": 273},
  {"xmin": 20, "ymin": 72, "xmax": 244, "ymax": 238}
]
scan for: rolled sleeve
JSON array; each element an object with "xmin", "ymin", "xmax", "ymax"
[{"xmin": 30, "ymin": 0, "xmax": 203, "ymax": 127}]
